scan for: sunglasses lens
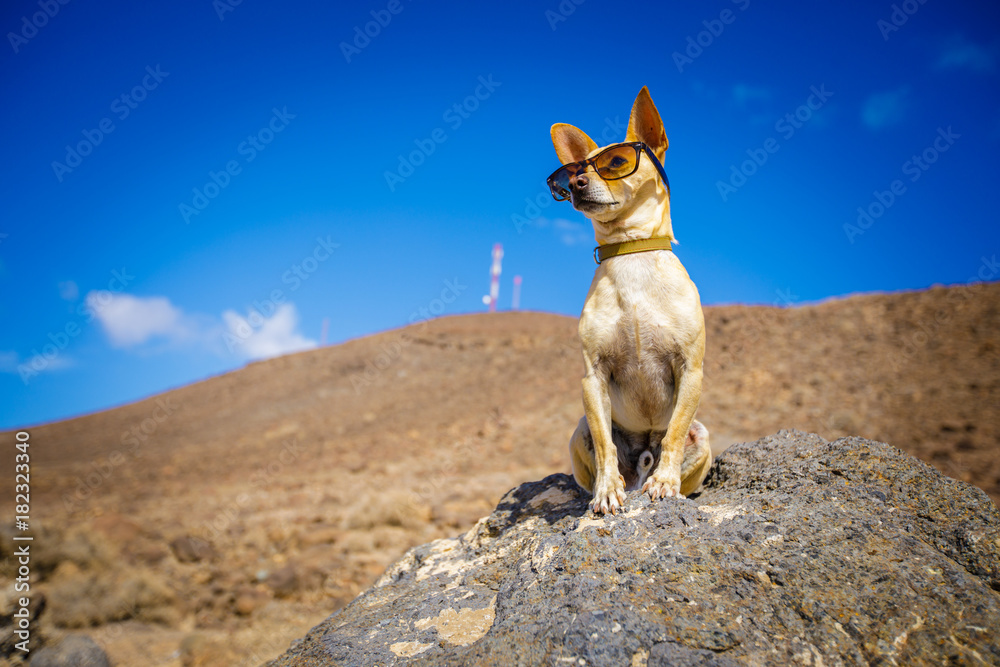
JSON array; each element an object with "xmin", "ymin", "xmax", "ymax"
[
  {"xmin": 595, "ymin": 145, "xmax": 638, "ymax": 180},
  {"xmin": 548, "ymin": 168, "xmax": 572, "ymax": 200}
]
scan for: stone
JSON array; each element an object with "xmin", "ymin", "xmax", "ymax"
[
  {"xmin": 30, "ymin": 635, "xmax": 110, "ymax": 667},
  {"xmin": 267, "ymin": 565, "xmax": 300, "ymax": 599},
  {"xmin": 268, "ymin": 431, "xmax": 1000, "ymax": 666},
  {"xmin": 234, "ymin": 585, "xmax": 269, "ymax": 616},
  {"xmin": 89, "ymin": 512, "xmax": 144, "ymax": 545},
  {"xmin": 169, "ymin": 535, "xmax": 215, "ymax": 563}
]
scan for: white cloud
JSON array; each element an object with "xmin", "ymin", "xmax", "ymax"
[
  {"xmin": 554, "ymin": 218, "xmax": 593, "ymax": 246},
  {"xmin": 58, "ymin": 280, "xmax": 79, "ymax": 301},
  {"xmin": 0, "ymin": 350, "xmax": 74, "ymax": 375},
  {"xmin": 86, "ymin": 292, "xmax": 188, "ymax": 348},
  {"xmin": 861, "ymin": 86, "xmax": 910, "ymax": 129},
  {"xmin": 222, "ymin": 303, "xmax": 316, "ymax": 360},
  {"xmin": 536, "ymin": 216, "xmax": 593, "ymax": 246},
  {"xmin": 85, "ymin": 291, "xmax": 316, "ymax": 362},
  {"xmin": 936, "ymin": 35, "xmax": 996, "ymax": 73}
]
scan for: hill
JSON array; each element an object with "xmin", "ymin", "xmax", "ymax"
[{"xmin": 1, "ymin": 282, "xmax": 997, "ymax": 666}]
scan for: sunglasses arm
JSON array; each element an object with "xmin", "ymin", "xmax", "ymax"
[{"xmin": 639, "ymin": 143, "xmax": 670, "ymax": 194}]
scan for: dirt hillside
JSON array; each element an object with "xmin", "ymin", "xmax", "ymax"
[{"xmin": 2, "ymin": 281, "xmax": 997, "ymax": 666}]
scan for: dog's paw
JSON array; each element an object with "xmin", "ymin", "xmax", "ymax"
[
  {"xmin": 590, "ymin": 474, "xmax": 627, "ymax": 515},
  {"xmin": 642, "ymin": 473, "xmax": 685, "ymax": 501}
]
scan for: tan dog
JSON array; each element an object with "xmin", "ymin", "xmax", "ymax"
[{"xmin": 548, "ymin": 87, "xmax": 712, "ymax": 514}]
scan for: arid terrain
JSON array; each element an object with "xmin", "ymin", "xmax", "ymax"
[{"xmin": 2, "ymin": 281, "xmax": 998, "ymax": 666}]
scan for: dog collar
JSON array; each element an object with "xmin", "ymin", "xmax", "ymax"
[{"xmin": 594, "ymin": 237, "xmax": 674, "ymax": 265}]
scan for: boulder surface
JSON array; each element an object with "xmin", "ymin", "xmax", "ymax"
[{"xmin": 268, "ymin": 431, "xmax": 1000, "ymax": 666}]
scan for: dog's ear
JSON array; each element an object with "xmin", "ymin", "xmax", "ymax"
[
  {"xmin": 551, "ymin": 123, "xmax": 598, "ymax": 165},
  {"xmin": 626, "ymin": 86, "xmax": 668, "ymax": 159}
]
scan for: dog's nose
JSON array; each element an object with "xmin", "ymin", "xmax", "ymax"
[{"xmin": 570, "ymin": 174, "xmax": 589, "ymax": 190}]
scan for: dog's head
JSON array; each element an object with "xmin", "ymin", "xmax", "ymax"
[{"xmin": 549, "ymin": 86, "xmax": 673, "ymax": 244}]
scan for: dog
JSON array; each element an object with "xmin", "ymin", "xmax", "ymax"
[{"xmin": 547, "ymin": 86, "xmax": 712, "ymax": 514}]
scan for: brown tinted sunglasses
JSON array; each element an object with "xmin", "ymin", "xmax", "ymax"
[{"xmin": 546, "ymin": 141, "xmax": 670, "ymax": 201}]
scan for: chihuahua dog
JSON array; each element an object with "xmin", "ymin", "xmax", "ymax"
[{"xmin": 548, "ymin": 87, "xmax": 712, "ymax": 514}]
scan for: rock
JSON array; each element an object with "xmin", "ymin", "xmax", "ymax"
[
  {"xmin": 234, "ymin": 585, "xmax": 270, "ymax": 616},
  {"xmin": 235, "ymin": 594, "xmax": 261, "ymax": 617},
  {"xmin": 90, "ymin": 512, "xmax": 143, "ymax": 545},
  {"xmin": 169, "ymin": 535, "xmax": 214, "ymax": 563},
  {"xmin": 267, "ymin": 565, "xmax": 299, "ymax": 598},
  {"xmin": 268, "ymin": 431, "xmax": 1000, "ymax": 666},
  {"xmin": 130, "ymin": 541, "xmax": 170, "ymax": 566},
  {"xmin": 30, "ymin": 635, "xmax": 110, "ymax": 667}
]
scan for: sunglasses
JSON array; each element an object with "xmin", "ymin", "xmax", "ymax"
[{"xmin": 546, "ymin": 141, "xmax": 670, "ymax": 202}]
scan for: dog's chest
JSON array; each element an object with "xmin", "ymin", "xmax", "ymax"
[
  {"xmin": 580, "ymin": 253, "xmax": 687, "ymax": 354},
  {"xmin": 580, "ymin": 253, "xmax": 693, "ymax": 428}
]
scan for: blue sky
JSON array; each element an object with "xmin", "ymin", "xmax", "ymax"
[{"xmin": 2, "ymin": 0, "xmax": 998, "ymax": 428}]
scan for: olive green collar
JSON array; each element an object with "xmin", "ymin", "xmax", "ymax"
[{"xmin": 593, "ymin": 237, "xmax": 674, "ymax": 265}]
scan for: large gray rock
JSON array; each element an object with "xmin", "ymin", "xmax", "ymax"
[{"xmin": 269, "ymin": 431, "xmax": 1000, "ymax": 666}]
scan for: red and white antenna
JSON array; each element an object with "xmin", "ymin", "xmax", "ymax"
[
  {"xmin": 482, "ymin": 243, "xmax": 503, "ymax": 312},
  {"xmin": 512, "ymin": 275, "xmax": 522, "ymax": 310}
]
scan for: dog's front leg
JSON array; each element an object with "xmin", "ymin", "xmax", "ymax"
[
  {"xmin": 582, "ymin": 364, "xmax": 626, "ymax": 514},
  {"xmin": 644, "ymin": 363, "xmax": 703, "ymax": 500}
]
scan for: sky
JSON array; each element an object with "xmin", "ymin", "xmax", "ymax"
[{"xmin": 1, "ymin": 0, "xmax": 998, "ymax": 429}]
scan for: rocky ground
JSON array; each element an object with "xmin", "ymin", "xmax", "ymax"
[{"xmin": 0, "ymin": 281, "xmax": 997, "ymax": 666}]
